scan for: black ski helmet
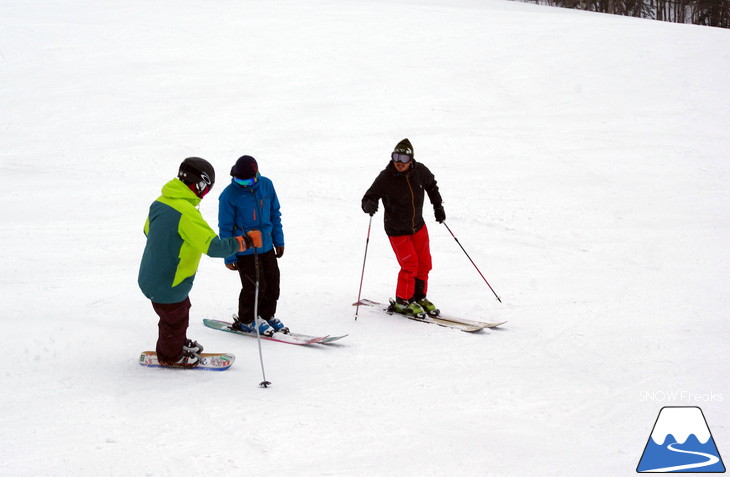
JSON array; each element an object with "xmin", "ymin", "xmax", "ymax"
[{"xmin": 178, "ymin": 157, "xmax": 215, "ymax": 197}]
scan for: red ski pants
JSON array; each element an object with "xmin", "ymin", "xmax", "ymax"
[
  {"xmin": 151, "ymin": 297, "xmax": 191, "ymax": 363},
  {"xmin": 388, "ymin": 225, "xmax": 432, "ymax": 301}
]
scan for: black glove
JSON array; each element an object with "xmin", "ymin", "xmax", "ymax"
[
  {"xmin": 434, "ymin": 206, "xmax": 446, "ymax": 223},
  {"xmin": 362, "ymin": 198, "xmax": 378, "ymax": 216}
]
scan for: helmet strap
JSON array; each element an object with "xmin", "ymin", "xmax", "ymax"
[
  {"xmin": 186, "ymin": 182, "xmax": 209, "ymax": 199},
  {"xmin": 198, "ymin": 183, "xmax": 211, "ymax": 198}
]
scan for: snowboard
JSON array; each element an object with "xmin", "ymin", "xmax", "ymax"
[
  {"xmin": 139, "ymin": 351, "xmax": 235, "ymax": 371},
  {"xmin": 203, "ymin": 319, "xmax": 347, "ymax": 345},
  {"xmin": 354, "ymin": 299, "xmax": 506, "ymax": 332}
]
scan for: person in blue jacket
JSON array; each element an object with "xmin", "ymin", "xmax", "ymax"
[{"xmin": 218, "ymin": 155, "xmax": 288, "ymax": 336}]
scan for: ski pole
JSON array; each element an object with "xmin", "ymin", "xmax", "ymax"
[
  {"xmin": 354, "ymin": 215, "xmax": 374, "ymax": 320},
  {"xmin": 442, "ymin": 222, "xmax": 502, "ymax": 303},
  {"xmin": 252, "ymin": 246, "xmax": 271, "ymax": 388}
]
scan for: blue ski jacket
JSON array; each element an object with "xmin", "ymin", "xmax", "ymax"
[{"xmin": 218, "ymin": 175, "xmax": 284, "ymax": 264}]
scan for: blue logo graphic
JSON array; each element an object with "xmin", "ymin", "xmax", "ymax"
[{"xmin": 637, "ymin": 406, "xmax": 725, "ymax": 473}]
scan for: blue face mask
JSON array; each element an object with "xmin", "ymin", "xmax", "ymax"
[{"xmin": 234, "ymin": 176, "xmax": 256, "ymax": 187}]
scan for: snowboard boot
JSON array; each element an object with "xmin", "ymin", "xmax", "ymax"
[
  {"xmin": 415, "ymin": 297, "xmax": 440, "ymax": 317},
  {"xmin": 160, "ymin": 349, "xmax": 200, "ymax": 368},
  {"xmin": 183, "ymin": 338, "xmax": 204, "ymax": 357},
  {"xmin": 265, "ymin": 317, "xmax": 289, "ymax": 334},
  {"xmin": 391, "ymin": 297, "xmax": 426, "ymax": 319},
  {"xmin": 231, "ymin": 317, "xmax": 274, "ymax": 337}
]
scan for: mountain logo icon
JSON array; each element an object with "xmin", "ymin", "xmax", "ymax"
[{"xmin": 637, "ymin": 406, "xmax": 725, "ymax": 473}]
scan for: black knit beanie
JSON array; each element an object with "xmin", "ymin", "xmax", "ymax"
[
  {"xmin": 393, "ymin": 138, "xmax": 414, "ymax": 157},
  {"xmin": 230, "ymin": 155, "xmax": 259, "ymax": 179}
]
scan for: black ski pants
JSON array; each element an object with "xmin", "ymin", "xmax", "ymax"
[{"xmin": 236, "ymin": 249, "xmax": 280, "ymax": 323}]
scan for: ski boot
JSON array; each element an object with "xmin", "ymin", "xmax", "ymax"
[
  {"xmin": 231, "ymin": 317, "xmax": 274, "ymax": 337},
  {"xmin": 415, "ymin": 297, "xmax": 440, "ymax": 317},
  {"xmin": 389, "ymin": 297, "xmax": 426, "ymax": 319},
  {"xmin": 265, "ymin": 317, "xmax": 289, "ymax": 334}
]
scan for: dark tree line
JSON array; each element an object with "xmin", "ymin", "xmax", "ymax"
[{"xmin": 517, "ymin": 0, "xmax": 730, "ymax": 28}]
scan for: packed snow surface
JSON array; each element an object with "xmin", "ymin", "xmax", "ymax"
[{"xmin": 1, "ymin": 0, "xmax": 728, "ymax": 476}]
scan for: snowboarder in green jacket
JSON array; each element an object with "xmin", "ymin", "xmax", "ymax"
[{"xmin": 138, "ymin": 157, "xmax": 261, "ymax": 367}]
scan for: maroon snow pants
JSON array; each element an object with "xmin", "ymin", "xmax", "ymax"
[{"xmin": 151, "ymin": 297, "xmax": 191, "ymax": 363}]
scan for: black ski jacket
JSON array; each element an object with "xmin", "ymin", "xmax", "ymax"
[{"xmin": 362, "ymin": 160, "xmax": 443, "ymax": 237}]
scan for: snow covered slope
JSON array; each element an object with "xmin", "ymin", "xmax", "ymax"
[{"xmin": 1, "ymin": 0, "xmax": 728, "ymax": 475}]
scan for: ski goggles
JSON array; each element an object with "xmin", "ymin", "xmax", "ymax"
[
  {"xmin": 234, "ymin": 177, "xmax": 256, "ymax": 187},
  {"xmin": 391, "ymin": 152, "xmax": 413, "ymax": 163}
]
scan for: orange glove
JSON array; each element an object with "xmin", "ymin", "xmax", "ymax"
[
  {"xmin": 234, "ymin": 231, "xmax": 263, "ymax": 251},
  {"xmin": 234, "ymin": 236, "xmax": 247, "ymax": 252},
  {"xmin": 246, "ymin": 230, "xmax": 263, "ymax": 248}
]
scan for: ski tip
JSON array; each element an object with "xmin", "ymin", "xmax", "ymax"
[
  {"xmin": 308, "ymin": 335, "xmax": 330, "ymax": 345},
  {"xmin": 353, "ymin": 298, "xmax": 381, "ymax": 307}
]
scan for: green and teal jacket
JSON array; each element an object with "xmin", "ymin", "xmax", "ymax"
[{"xmin": 138, "ymin": 178, "xmax": 240, "ymax": 304}]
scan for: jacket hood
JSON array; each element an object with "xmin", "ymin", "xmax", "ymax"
[{"xmin": 161, "ymin": 178, "xmax": 201, "ymax": 206}]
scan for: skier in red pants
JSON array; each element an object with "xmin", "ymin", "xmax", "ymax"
[{"xmin": 361, "ymin": 138, "xmax": 445, "ymax": 318}]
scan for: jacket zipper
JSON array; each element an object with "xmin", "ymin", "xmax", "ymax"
[
  {"xmin": 406, "ymin": 173, "xmax": 416, "ymax": 233},
  {"xmin": 250, "ymin": 189, "xmax": 264, "ymax": 248}
]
